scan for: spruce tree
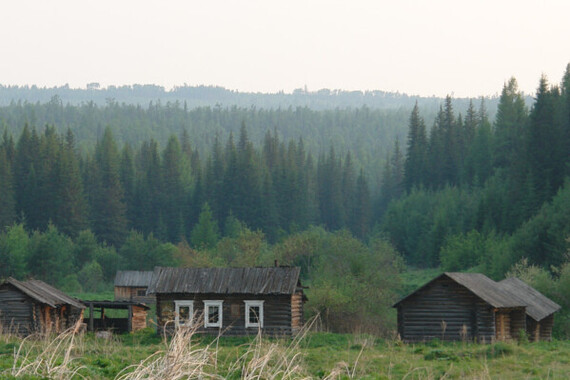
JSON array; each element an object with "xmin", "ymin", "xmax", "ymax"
[
  {"xmin": 89, "ymin": 127, "xmax": 127, "ymax": 247},
  {"xmin": 0, "ymin": 149, "xmax": 15, "ymax": 229},
  {"xmin": 162, "ymin": 135, "xmax": 185, "ymax": 242},
  {"xmin": 404, "ymin": 102, "xmax": 428, "ymax": 190}
]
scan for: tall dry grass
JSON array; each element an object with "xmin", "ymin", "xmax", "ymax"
[
  {"xmin": 117, "ymin": 315, "xmax": 357, "ymax": 380},
  {"xmin": 2, "ymin": 315, "xmax": 366, "ymax": 379},
  {"xmin": 7, "ymin": 321, "xmax": 86, "ymax": 379}
]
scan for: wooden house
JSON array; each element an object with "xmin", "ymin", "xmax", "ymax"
[
  {"xmin": 393, "ymin": 273, "xmax": 527, "ymax": 343},
  {"xmin": 147, "ymin": 266, "xmax": 306, "ymax": 337},
  {"xmin": 114, "ymin": 271, "xmax": 154, "ymax": 303},
  {"xmin": 0, "ymin": 278, "xmax": 85, "ymax": 336},
  {"xmin": 499, "ymin": 277, "xmax": 561, "ymax": 341}
]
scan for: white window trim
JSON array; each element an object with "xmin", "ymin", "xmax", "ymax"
[
  {"xmin": 245, "ymin": 300, "xmax": 264, "ymax": 328},
  {"xmin": 174, "ymin": 300, "xmax": 194, "ymax": 328},
  {"xmin": 203, "ymin": 300, "xmax": 223, "ymax": 328}
]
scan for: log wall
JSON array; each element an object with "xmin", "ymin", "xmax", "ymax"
[
  {"xmin": 131, "ymin": 305, "xmax": 147, "ymax": 331},
  {"xmin": 0, "ymin": 285, "xmax": 33, "ymax": 335},
  {"xmin": 114, "ymin": 286, "xmax": 155, "ymax": 304},
  {"xmin": 527, "ymin": 314, "xmax": 555, "ymax": 342},
  {"xmin": 397, "ymin": 277, "xmax": 497, "ymax": 343},
  {"xmin": 291, "ymin": 291, "xmax": 304, "ymax": 335},
  {"xmin": 156, "ymin": 293, "xmax": 295, "ymax": 337}
]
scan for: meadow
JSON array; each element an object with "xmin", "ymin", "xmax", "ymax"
[{"xmin": 1, "ymin": 321, "xmax": 569, "ymax": 380}]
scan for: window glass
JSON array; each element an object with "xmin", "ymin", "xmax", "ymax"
[
  {"xmin": 174, "ymin": 301, "xmax": 193, "ymax": 327},
  {"xmin": 244, "ymin": 300, "xmax": 264, "ymax": 328},
  {"xmin": 203, "ymin": 301, "xmax": 223, "ymax": 328},
  {"xmin": 248, "ymin": 306, "xmax": 260, "ymax": 324}
]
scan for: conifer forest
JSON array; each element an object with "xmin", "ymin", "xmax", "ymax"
[{"xmin": 1, "ymin": 65, "xmax": 570, "ymax": 335}]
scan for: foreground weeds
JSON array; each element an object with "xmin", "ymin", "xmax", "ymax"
[{"xmin": 1, "ymin": 324, "xmax": 569, "ymax": 379}]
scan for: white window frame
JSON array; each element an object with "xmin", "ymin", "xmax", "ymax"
[
  {"xmin": 244, "ymin": 300, "xmax": 264, "ymax": 328},
  {"xmin": 203, "ymin": 300, "xmax": 223, "ymax": 328},
  {"xmin": 174, "ymin": 300, "xmax": 194, "ymax": 328}
]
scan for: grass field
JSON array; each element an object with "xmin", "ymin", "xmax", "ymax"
[{"xmin": 1, "ymin": 324, "xmax": 569, "ymax": 379}]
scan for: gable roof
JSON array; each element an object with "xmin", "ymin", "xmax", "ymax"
[
  {"xmin": 393, "ymin": 272, "xmax": 525, "ymax": 308},
  {"xmin": 2, "ymin": 278, "xmax": 85, "ymax": 309},
  {"xmin": 114, "ymin": 271, "xmax": 154, "ymax": 287},
  {"xmin": 499, "ymin": 277, "xmax": 561, "ymax": 321},
  {"xmin": 147, "ymin": 266, "xmax": 302, "ymax": 295}
]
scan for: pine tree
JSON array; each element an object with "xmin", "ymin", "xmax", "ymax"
[
  {"xmin": 14, "ymin": 125, "xmax": 40, "ymax": 229},
  {"xmin": 190, "ymin": 202, "xmax": 220, "ymax": 249},
  {"xmin": 351, "ymin": 168, "xmax": 371, "ymax": 239},
  {"xmin": 0, "ymin": 148, "xmax": 16, "ymax": 229},
  {"xmin": 494, "ymin": 77, "xmax": 528, "ymax": 172},
  {"xmin": 88, "ymin": 127, "xmax": 127, "ymax": 247},
  {"xmin": 120, "ymin": 143, "xmax": 136, "ymax": 228},
  {"xmin": 162, "ymin": 135, "xmax": 185, "ymax": 242},
  {"xmin": 51, "ymin": 130, "xmax": 87, "ymax": 238},
  {"xmin": 404, "ymin": 102, "xmax": 428, "ymax": 190},
  {"xmin": 527, "ymin": 75, "xmax": 564, "ymax": 206}
]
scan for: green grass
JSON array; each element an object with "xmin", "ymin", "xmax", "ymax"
[{"xmin": 1, "ymin": 329, "xmax": 569, "ymax": 379}]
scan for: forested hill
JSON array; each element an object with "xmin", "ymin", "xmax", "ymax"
[
  {"xmin": 1, "ymin": 66, "xmax": 570, "ymax": 337},
  {"xmin": 0, "ymin": 83, "xmax": 508, "ymax": 111}
]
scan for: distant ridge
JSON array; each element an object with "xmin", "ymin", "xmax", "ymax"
[{"xmin": 0, "ymin": 83, "xmax": 509, "ymax": 111}]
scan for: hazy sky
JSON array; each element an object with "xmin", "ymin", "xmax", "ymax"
[{"xmin": 1, "ymin": 0, "xmax": 569, "ymax": 98}]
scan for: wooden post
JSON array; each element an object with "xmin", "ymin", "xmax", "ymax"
[
  {"xmin": 128, "ymin": 304, "xmax": 133, "ymax": 333},
  {"xmin": 89, "ymin": 302, "xmax": 94, "ymax": 332}
]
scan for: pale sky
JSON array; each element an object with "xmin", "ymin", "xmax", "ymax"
[{"xmin": 1, "ymin": 0, "xmax": 569, "ymax": 98}]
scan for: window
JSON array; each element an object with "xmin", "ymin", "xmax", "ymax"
[
  {"xmin": 174, "ymin": 301, "xmax": 194, "ymax": 327},
  {"xmin": 244, "ymin": 300, "xmax": 264, "ymax": 328},
  {"xmin": 203, "ymin": 300, "xmax": 223, "ymax": 328},
  {"xmin": 137, "ymin": 289, "xmax": 146, "ymax": 297}
]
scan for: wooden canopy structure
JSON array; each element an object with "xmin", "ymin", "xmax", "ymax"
[
  {"xmin": 0, "ymin": 278, "xmax": 85, "ymax": 336},
  {"xmin": 82, "ymin": 300, "xmax": 150, "ymax": 333},
  {"xmin": 147, "ymin": 266, "xmax": 306, "ymax": 336},
  {"xmin": 114, "ymin": 270, "xmax": 154, "ymax": 303}
]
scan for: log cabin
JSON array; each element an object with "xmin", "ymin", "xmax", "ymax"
[
  {"xmin": 114, "ymin": 270, "xmax": 154, "ymax": 304},
  {"xmin": 393, "ymin": 273, "xmax": 527, "ymax": 343},
  {"xmin": 147, "ymin": 266, "xmax": 306, "ymax": 337},
  {"xmin": 0, "ymin": 278, "xmax": 85, "ymax": 336}
]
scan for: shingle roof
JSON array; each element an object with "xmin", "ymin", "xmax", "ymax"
[
  {"xmin": 114, "ymin": 271, "xmax": 154, "ymax": 287},
  {"xmin": 147, "ymin": 266, "xmax": 302, "ymax": 295},
  {"xmin": 4, "ymin": 278, "xmax": 85, "ymax": 309},
  {"xmin": 499, "ymin": 277, "xmax": 561, "ymax": 321},
  {"xmin": 393, "ymin": 272, "xmax": 526, "ymax": 308}
]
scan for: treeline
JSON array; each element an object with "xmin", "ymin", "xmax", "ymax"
[
  {"xmin": 0, "ymin": 83, "xmax": 500, "ymax": 111},
  {"xmin": 382, "ymin": 65, "xmax": 570, "ymax": 278},
  {"xmin": 0, "ymin": 94, "xmax": 496, "ymax": 189},
  {"xmin": 0, "ymin": 122, "xmax": 375, "ymax": 245}
]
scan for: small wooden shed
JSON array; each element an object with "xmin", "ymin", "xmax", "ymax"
[
  {"xmin": 393, "ymin": 273, "xmax": 527, "ymax": 343},
  {"xmin": 114, "ymin": 271, "xmax": 154, "ymax": 304},
  {"xmin": 499, "ymin": 277, "xmax": 561, "ymax": 341},
  {"xmin": 147, "ymin": 266, "xmax": 306, "ymax": 337},
  {"xmin": 0, "ymin": 278, "xmax": 85, "ymax": 336}
]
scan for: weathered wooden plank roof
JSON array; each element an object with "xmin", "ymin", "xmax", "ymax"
[
  {"xmin": 3, "ymin": 278, "xmax": 85, "ymax": 309},
  {"xmin": 499, "ymin": 277, "xmax": 561, "ymax": 321},
  {"xmin": 393, "ymin": 272, "xmax": 525, "ymax": 308},
  {"xmin": 444, "ymin": 272, "xmax": 525, "ymax": 308},
  {"xmin": 114, "ymin": 271, "xmax": 154, "ymax": 287},
  {"xmin": 147, "ymin": 266, "xmax": 301, "ymax": 295}
]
